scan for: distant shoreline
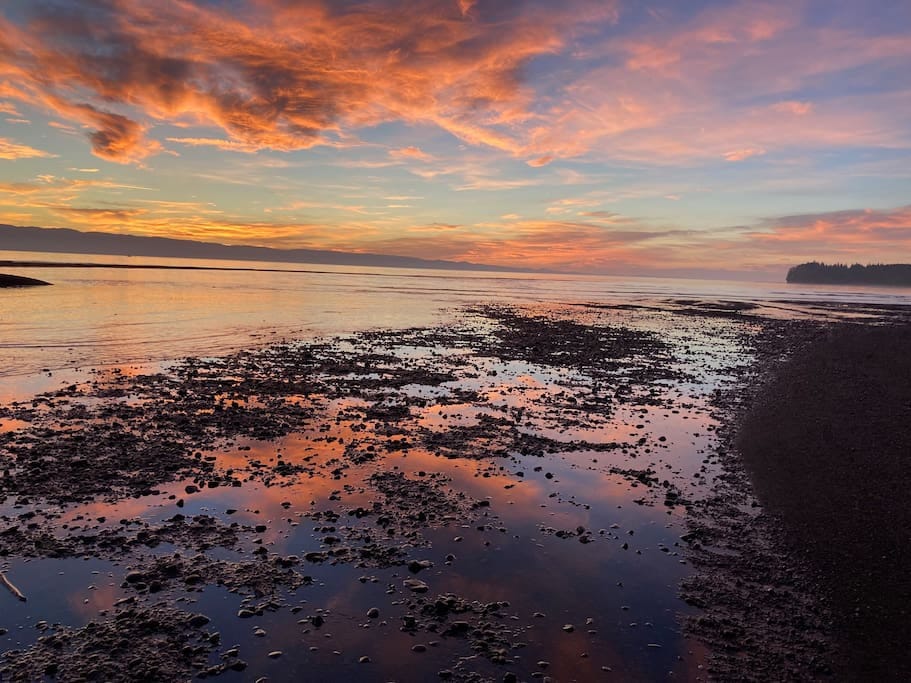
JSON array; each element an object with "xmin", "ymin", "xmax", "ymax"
[
  {"xmin": 0, "ymin": 258, "xmax": 536, "ymax": 281},
  {"xmin": 787, "ymin": 262, "xmax": 911, "ymax": 287}
]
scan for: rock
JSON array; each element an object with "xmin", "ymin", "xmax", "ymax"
[
  {"xmin": 366, "ymin": 607, "xmax": 380, "ymax": 619},
  {"xmin": 412, "ymin": 644, "xmax": 427, "ymax": 653},
  {"xmin": 125, "ymin": 571, "xmax": 144, "ymax": 584},
  {"xmin": 237, "ymin": 609, "xmax": 255, "ymax": 618},
  {"xmin": 267, "ymin": 651, "xmax": 282, "ymax": 658},
  {"xmin": 562, "ymin": 624, "xmax": 574, "ymax": 632},
  {"xmin": 359, "ymin": 656, "xmax": 371, "ymax": 663},
  {"xmin": 403, "ymin": 578, "xmax": 429, "ymax": 593},
  {"xmin": 407, "ymin": 559, "xmax": 434, "ymax": 573},
  {"xmin": 187, "ymin": 614, "xmax": 210, "ymax": 628}
]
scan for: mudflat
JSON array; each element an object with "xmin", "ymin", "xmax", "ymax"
[
  {"xmin": 1, "ymin": 301, "xmax": 909, "ymax": 681},
  {"xmin": 738, "ymin": 323, "xmax": 911, "ymax": 681}
]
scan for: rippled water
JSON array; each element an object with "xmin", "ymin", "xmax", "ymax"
[{"xmin": 3, "ymin": 249, "xmax": 910, "ymax": 385}]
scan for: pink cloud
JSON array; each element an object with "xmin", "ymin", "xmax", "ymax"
[
  {"xmin": 772, "ymin": 100, "xmax": 813, "ymax": 116},
  {"xmin": 723, "ymin": 147, "xmax": 766, "ymax": 161}
]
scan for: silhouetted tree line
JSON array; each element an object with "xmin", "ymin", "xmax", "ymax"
[{"xmin": 786, "ymin": 261, "xmax": 911, "ymax": 286}]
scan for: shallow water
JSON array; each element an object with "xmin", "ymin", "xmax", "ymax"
[
  {"xmin": 3, "ymin": 249, "xmax": 911, "ymax": 383},
  {"xmin": 0, "ymin": 301, "xmax": 750, "ymax": 681}
]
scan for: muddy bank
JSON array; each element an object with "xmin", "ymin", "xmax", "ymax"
[
  {"xmin": 0, "ymin": 274, "xmax": 50, "ymax": 288},
  {"xmin": 737, "ymin": 322, "xmax": 911, "ymax": 681}
]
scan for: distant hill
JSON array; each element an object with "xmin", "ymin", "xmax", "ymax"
[
  {"xmin": 787, "ymin": 262, "xmax": 911, "ymax": 286},
  {"xmin": 0, "ymin": 224, "xmax": 529, "ymax": 273}
]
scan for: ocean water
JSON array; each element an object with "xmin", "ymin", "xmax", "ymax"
[{"xmin": 3, "ymin": 249, "xmax": 910, "ymax": 385}]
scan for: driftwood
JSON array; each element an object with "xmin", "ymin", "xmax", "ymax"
[{"xmin": 0, "ymin": 572, "xmax": 26, "ymax": 601}]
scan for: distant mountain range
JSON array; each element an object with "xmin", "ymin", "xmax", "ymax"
[
  {"xmin": 0, "ymin": 224, "xmax": 529, "ymax": 273},
  {"xmin": 787, "ymin": 262, "xmax": 911, "ymax": 286}
]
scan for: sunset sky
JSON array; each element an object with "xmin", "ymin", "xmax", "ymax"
[{"xmin": 1, "ymin": 0, "xmax": 909, "ymax": 277}]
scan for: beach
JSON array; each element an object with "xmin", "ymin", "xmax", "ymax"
[
  {"xmin": 1, "ymin": 270, "xmax": 910, "ymax": 681},
  {"xmin": 738, "ymin": 322, "xmax": 911, "ymax": 680}
]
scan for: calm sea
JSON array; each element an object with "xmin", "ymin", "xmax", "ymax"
[{"xmin": 2, "ymin": 249, "xmax": 910, "ymax": 382}]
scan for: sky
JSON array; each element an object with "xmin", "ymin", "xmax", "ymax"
[{"xmin": 0, "ymin": 0, "xmax": 910, "ymax": 278}]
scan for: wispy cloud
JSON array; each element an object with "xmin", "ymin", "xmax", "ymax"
[
  {"xmin": 388, "ymin": 146, "xmax": 434, "ymax": 162},
  {"xmin": 0, "ymin": 137, "xmax": 56, "ymax": 160}
]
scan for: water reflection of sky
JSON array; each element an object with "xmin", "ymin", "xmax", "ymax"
[
  {"xmin": 0, "ymin": 293, "xmax": 835, "ymax": 679},
  {"xmin": 2, "ymin": 251, "xmax": 908, "ymax": 380},
  {"xmin": 0, "ymin": 557, "xmax": 121, "ymax": 651}
]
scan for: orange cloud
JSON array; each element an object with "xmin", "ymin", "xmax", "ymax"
[
  {"xmin": 165, "ymin": 137, "xmax": 260, "ymax": 153},
  {"xmin": 526, "ymin": 155, "xmax": 554, "ymax": 167},
  {"xmin": 0, "ymin": 136, "xmax": 56, "ymax": 160},
  {"xmin": 749, "ymin": 205, "xmax": 911, "ymax": 247},
  {"xmin": 388, "ymin": 146, "xmax": 434, "ymax": 162},
  {"xmin": 0, "ymin": 1, "xmax": 616, "ymax": 165}
]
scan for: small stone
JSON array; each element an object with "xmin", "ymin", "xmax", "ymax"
[
  {"xmin": 562, "ymin": 624, "xmax": 574, "ymax": 633},
  {"xmin": 187, "ymin": 614, "xmax": 210, "ymax": 628},
  {"xmin": 412, "ymin": 644, "xmax": 427, "ymax": 653},
  {"xmin": 367, "ymin": 607, "xmax": 380, "ymax": 619},
  {"xmin": 359, "ymin": 656, "xmax": 371, "ymax": 664},
  {"xmin": 403, "ymin": 578, "xmax": 429, "ymax": 593},
  {"xmin": 267, "ymin": 651, "xmax": 282, "ymax": 658},
  {"xmin": 408, "ymin": 559, "xmax": 434, "ymax": 573}
]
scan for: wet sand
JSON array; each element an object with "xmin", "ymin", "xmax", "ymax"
[{"xmin": 737, "ymin": 322, "xmax": 911, "ymax": 681}]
